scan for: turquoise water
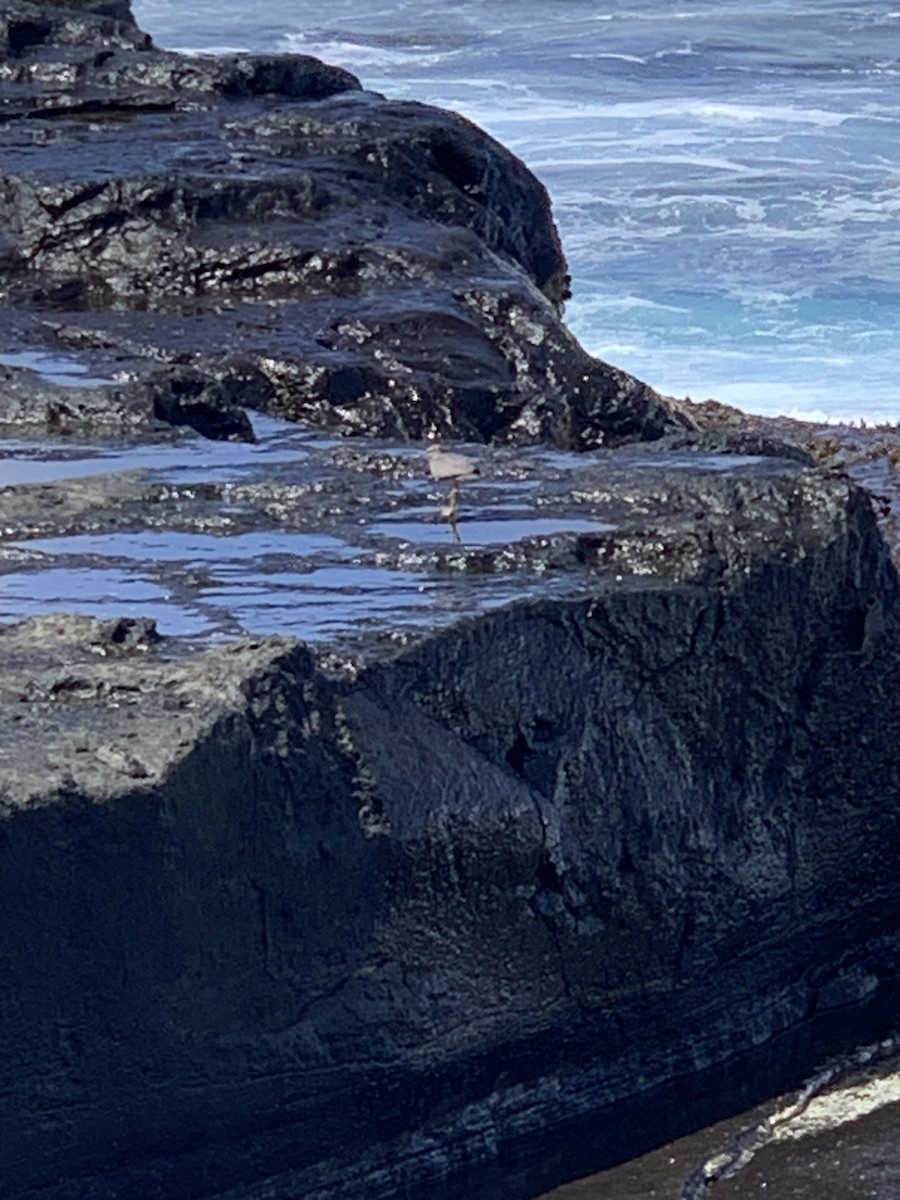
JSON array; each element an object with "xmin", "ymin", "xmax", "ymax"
[{"xmin": 133, "ymin": 0, "xmax": 900, "ymax": 423}]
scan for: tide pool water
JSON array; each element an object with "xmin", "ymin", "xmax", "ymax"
[{"xmin": 133, "ymin": 0, "xmax": 900, "ymax": 423}]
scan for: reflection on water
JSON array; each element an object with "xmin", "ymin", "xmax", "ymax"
[
  {"xmin": 202, "ymin": 564, "xmax": 436, "ymax": 638},
  {"xmin": 0, "ymin": 350, "xmax": 112, "ymax": 389},
  {"xmin": 0, "ymin": 422, "xmax": 619, "ymax": 642},
  {"xmin": 0, "ymin": 566, "xmax": 214, "ymax": 637},
  {"xmin": 371, "ymin": 511, "xmax": 611, "ymax": 547},
  {"xmin": 0, "ymin": 413, "xmax": 314, "ymax": 485},
  {"xmin": 18, "ymin": 530, "xmax": 357, "ymax": 562},
  {"xmin": 1, "ymin": 525, "xmax": 583, "ymax": 640}
]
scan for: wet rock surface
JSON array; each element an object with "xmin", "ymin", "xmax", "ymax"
[
  {"xmin": 0, "ymin": 0, "xmax": 682, "ymax": 449},
  {"xmin": 3, "ymin": 424, "xmax": 900, "ymax": 1200},
  {"xmin": 0, "ymin": 426, "xmax": 849, "ymax": 650},
  {"xmin": 4, "ymin": 4, "xmax": 900, "ymax": 1200}
]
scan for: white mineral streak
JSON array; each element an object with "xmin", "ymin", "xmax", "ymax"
[{"xmin": 772, "ymin": 1068, "xmax": 900, "ymax": 1142}]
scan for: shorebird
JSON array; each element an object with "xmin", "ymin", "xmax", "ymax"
[{"xmin": 425, "ymin": 444, "xmax": 480, "ymax": 521}]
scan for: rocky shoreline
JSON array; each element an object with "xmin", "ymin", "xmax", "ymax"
[{"xmin": 3, "ymin": 3, "xmax": 900, "ymax": 1198}]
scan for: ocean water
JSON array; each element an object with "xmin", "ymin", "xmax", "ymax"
[{"xmin": 132, "ymin": 0, "xmax": 900, "ymax": 424}]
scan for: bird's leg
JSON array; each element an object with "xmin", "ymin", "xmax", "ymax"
[{"xmin": 440, "ymin": 482, "xmax": 459, "ymax": 521}]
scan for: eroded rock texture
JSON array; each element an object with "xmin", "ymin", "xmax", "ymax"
[
  {"xmin": 3, "ymin": 4, "xmax": 900, "ymax": 1200},
  {"xmin": 0, "ymin": 0, "xmax": 684, "ymax": 447},
  {"xmin": 2, "ymin": 463, "xmax": 900, "ymax": 1200}
]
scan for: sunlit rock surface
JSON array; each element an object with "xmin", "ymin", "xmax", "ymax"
[
  {"xmin": 2, "ymin": 3, "xmax": 900, "ymax": 1200},
  {"xmin": 0, "ymin": 0, "xmax": 682, "ymax": 449}
]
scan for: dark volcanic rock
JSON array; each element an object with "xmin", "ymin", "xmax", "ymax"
[
  {"xmin": 0, "ymin": 0, "xmax": 146, "ymax": 64},
  {"xmin": 3, "ymin": 5, "xmax": 900, "ymax": 1200},
  {"xmin": 149, "ymin": 364, "xmax": 257, "ymax": 441},
  {"xmin": 2, "ymin": 455, "xmax": 900, "ymax": 1199},
  {"xmin": 0, "ymin": 357, "xmax": 255, "ymax": 439},
  {"xmin": 28, "ymin": 0, "xmax": 137, "ymax": 22},
  {"xmin": 0, "ymin": 0, "xmax": 685, "ymax": 447}
]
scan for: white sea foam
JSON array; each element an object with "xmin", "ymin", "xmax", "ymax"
[
  {"xmin": 593, "ymin": 343, "xmax": 642, "ymax": 359},
  {"xmin": 279, "ymin": 33, "xmax": 458, "ymax": 70},
  {"xmin": 173, "ymin": 43, "xmax": 252, "ymax": 55},
  {"xmin": 691, "ymin": 101, "xmax": 848, "ymax": 127},
  {"xmin": 577, "ymin": 53, "xmax": 649, "ymax": 65},
  {"xmin": 568, "ymin": 294, "xmax": 691, "ymax": 315},
  {"xmin": 654, "ymin": 43, "xmax": 697, "ymax": 58},
  {"xmin": 528, "ymin": 154, "xmax": 757, "ymax": 175},
  {"xmin": 450, "ymin": 99, "xmax": 844, "ymax": 126}
]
